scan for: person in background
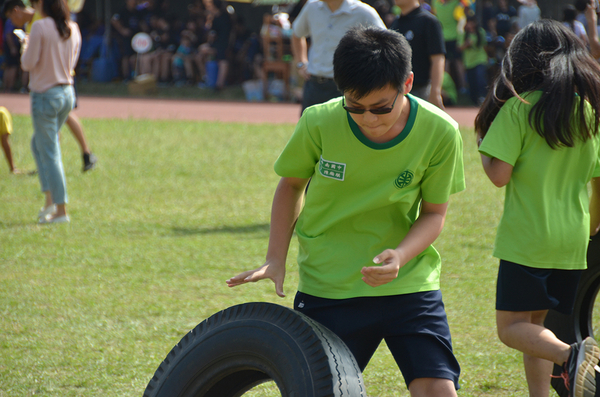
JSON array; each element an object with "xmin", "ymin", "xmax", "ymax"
[
  {"xmin": 2, "ymin": 16, "xmax": 23, "ymax": 92},
  {"xmin": 201, "ymin": 0, "xmax": 232, "ymax": 91},
  {"xmin": 20, "ymin": 0, "xmax": 81, "ymax": 223},
  {"xmin": 576, "ymin": 0, "xmax": 592, "ymax": 34},
  {"xmin": 516, "ymin": 0, "xmax": 540, "ymax": 30},
  {"xmin": 171, "ymin": 30, "xmax": 196, "ymax": 86},
  {"xmin": 481, "ymin": 0, "xmax": 496, "ymax": 33},
  {"xmin": 431, "ymin": 0, "xmax": 466, "ymax": 94},
  {"xmin": 458, "ymin": 15, "xmax": 488, "ymax": 106},
  {"xmin": 476, "ymin": 20, "xmax": 600, "ymax": 397},
  {"xmin": 3, "ymin": 0, "xmax": 97, "ymax": 172},
  {"xmin": 493, "ymin": 0, "xmax": 517, "ymax": 40},
  {"xmin": 391, "ymin": 0, "xmax": 446, "ymax": 109},
  {"xmin": 584, "ymin": 0, "xmax": 600, "ymax": 59},
  {"xmin": 441, "ymin": 70, "xmax": 457, "ymax": 107},
  {"xmin": 111, "ymin": 0, "xmax": 142, "ymax": 81},
  {"xmin": 291, "ymin": 0, "xmax": 386, "ymax": 113},
  {"xmin": 564, "ymin": 4, "xmax": 589, "ymax": 46},
  {"xmin": 1, "ymin": 106, "xmax": 19, "ymax": 173}
]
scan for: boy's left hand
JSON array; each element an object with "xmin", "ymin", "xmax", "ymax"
[{"xmin": 361, "ymin": 249, "xmax": 404, "ymax": 287}]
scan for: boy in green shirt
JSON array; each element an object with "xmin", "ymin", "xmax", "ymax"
[{"xmin": 227, "ymin": 26, "xmax": 465, "ymax": 396}]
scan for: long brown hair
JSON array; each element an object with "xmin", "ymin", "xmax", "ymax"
[
  {"xmin": 475, "ymin": 20, "xmax": 600, "ymax": 149},
  {"xmin": 33, "ymin": 0, "xmax": 71, "ymax": 40}
]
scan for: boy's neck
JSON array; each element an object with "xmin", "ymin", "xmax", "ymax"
[
  {"xmin": 387, "ymin": 95, "xmax": 412, "ymax": 142},
  {"xmin": 400, "ymin": 1, "xmax": 420, "ymax": 15}
]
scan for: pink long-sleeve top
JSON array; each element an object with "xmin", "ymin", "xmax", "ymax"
[{"xmin": 20, "ymin": 17, "xmax": 81, "ymax": 93}]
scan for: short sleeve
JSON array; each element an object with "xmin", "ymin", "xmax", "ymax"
[
  {"xmin": 421, "ymin": 126, "xmax": 465, "ymax": 203},
  {"xmin": 426, "ymin": 17, "xmax": 446, "ymax": 56},
  {"xmin": 479, "ymin": 103, "xmax": 523, "ymax": 166},
  {"xmin": 292, "ymin": 3, "xmax": 311, "ymax": 38},
  {"xmin": 274, "ymin": 112, "xmax": 321, "ymax": 178}
]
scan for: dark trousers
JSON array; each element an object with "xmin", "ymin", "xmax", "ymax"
[
  {"xmin": 301, "ymin": 77, "xmax": 341, "ymax": 114},
  {"xmin": 466, "ymin": 64, "xmax": 488, "ymax": 105}
]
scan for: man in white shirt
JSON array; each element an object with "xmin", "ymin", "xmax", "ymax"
[{"xmin": 292, "ymin": 0, "xmax": 386, "ymax": 113}]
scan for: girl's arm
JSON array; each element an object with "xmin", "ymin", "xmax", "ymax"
[
  {"xmin": 590, "ymin": 177, "xmax": 600, "ymax": 235},
  {"xmin": 20, "ymin": 23, "xmax": 42, "ymax": 71},
  {"xmin": 480, "ymin": 153, "xmax": 513, "ymax": 187},
  {"xmin": 226, "ymin": 176, "xmax": 309, "ymax": 297},
  {"xmin": 361, "ymin": 200, "xmax": 448, "ymax": 287}
]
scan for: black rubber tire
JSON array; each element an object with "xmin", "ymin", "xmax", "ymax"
[
  {"xmin": 143, "ymin": 302, "xmax": 367, "ymax": 397},
  {"xmin": 546, "ymin": 234, "xmax": 600, "ymax": 397}
]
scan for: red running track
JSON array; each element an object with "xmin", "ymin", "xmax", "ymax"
[{"xmin": 0, "ymin": 93, "xmax": 478, "ymax": 127}]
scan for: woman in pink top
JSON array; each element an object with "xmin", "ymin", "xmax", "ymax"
[{"xmin": 21, "ymin": 0, "xmax": 81, "ymax": 224}]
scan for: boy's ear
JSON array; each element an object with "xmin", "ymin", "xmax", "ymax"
[{"xmin": 402, "ymin": 72, "xmax": 414, "ymax": 95}]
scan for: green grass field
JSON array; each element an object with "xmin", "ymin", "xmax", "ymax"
[{"xmin": 0, "ymin": 114, "xmax": 530, "ymax": 396}]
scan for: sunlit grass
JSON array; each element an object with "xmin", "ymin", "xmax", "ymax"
[{"xmin": 0, "ymin": 115, "xmax": 529, "ymax": 396}]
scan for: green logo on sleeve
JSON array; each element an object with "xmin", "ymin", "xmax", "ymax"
[
  {"xmin": 394, "ymin": 170, "xmax": 414, "ymax": 189},
  {"xmin": 319, "ymin": 157, "xmax": 346, "ymax": 181}
]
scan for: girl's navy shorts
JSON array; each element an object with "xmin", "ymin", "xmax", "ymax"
[
  {"xmin": 294, "ymin": 290, "xmax": 461, "ymax": 390},
  {"xmin": 496, "ymin": 260, "xmax": 582, "ymax": 314}
]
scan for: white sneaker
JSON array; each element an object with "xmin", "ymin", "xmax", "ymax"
[
  {"xmin": 39, "ymin": 215, "xmax": 70, "ymax": 224},
  {"xmin": 38, "ymin": 205, "xmax": 56, "ymax": 219}
]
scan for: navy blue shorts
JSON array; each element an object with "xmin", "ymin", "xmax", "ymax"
[
  {"xmin": 496, "ymin": 260, "xmax": 582, "ymax": 314},
  {"xmin": 294, "ymin": 290, "xmax": 460, "ymax": 389}
]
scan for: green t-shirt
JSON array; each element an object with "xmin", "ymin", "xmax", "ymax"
[
  {"xmin": 457, "ymin": 28, "xmax": 488, "ymax": 70},
  {"xmin": 432, "ymin": 0, "xmax": 461, "ymax": 41},
  {"xmin": 479, "ymin": 92, "xmax": 600, "ymax": 270},
  {"xmin": 274, "ymin": 94, "xmax": 465, "ymax": 299}
]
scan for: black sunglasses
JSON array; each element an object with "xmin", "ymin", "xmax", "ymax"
[{"xmin": 343, "ymin": 90, "xmax": 401, "ymax": 115}]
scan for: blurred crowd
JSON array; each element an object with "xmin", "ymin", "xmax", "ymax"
[{"xmin": 0, "ymin": 0, "xmax": 598, "ymax": 105}]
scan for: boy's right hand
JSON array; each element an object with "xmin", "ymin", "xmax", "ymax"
[{"xmin": 226, "ymin": 260, "xmax": 286, "ymax": 297}]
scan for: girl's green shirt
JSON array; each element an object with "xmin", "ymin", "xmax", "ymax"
[
  {"xmin": 457, "ymin": 28, "xmax": 488, "ymax": 70},
  {"xmin": 479, "ymin": 92, "xmax": 600, "ymax": 270},
  {"xmin": 274, "ymin": 95, "xmax": 465, "ymax": 299}
]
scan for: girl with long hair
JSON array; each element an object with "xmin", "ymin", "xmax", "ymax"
[
  {"xmin": 476, "ymin": 19, "xmax": 600, "ymax": 397},
  {"xmin": 21, "ymin": 0, "xmax": 81, "ymax": 223}
]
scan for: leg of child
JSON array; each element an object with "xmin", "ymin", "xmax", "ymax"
[
  {"xmin": 409, "ymin": 378, "xmax": 457, "ymax": 397},
  {"xmin": 1, "ymin": 133, "xmax": 15, "ymax": 173},
  {"xmin": 65, "ymin": 113, "xmax": 97, "ymax": 172},
  {"xmin": 184, "ymin": 56, "xmax": 195, "ymax": 81},
  {"xmin": 497, "ymin": 310, "xmax": 570, "ymax": 395},
  {"xmin": 216, "ymin": 59, "xmax": 228, "ymax": 89},
  {"xmin": 65, "ymin": 113, "xmax": 90, "ymax": 155},
  {"xmin": 523, "ymin": 311, "xmax": 554, "ymax": 397}
]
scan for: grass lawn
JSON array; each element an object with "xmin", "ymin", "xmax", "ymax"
[{"xmin": 0, "ymin": 114, "xmax": 528, "ymax": 396}]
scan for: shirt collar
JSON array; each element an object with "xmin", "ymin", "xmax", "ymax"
[{"xmin": 318, "ymin": 0, "xmax": 354, "ymax": 15}]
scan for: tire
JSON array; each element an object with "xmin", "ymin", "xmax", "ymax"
[
  {"xmin": 143, "ymin": 302, "xmax": 366, "ymax": 397},
  {"xmin": 546, "ymin": 234, "xmax": 600, "ymax": 397}
]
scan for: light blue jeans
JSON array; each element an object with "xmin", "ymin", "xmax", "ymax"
[{"xmin": 30, "ymin": 85, "xmax": 74, "ymax": 205}]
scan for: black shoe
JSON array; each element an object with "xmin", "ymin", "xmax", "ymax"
[
  {"xmin": 83, "ymin": 153, "xmax": 97, "ymax": 172},
  {"xmin": 560, "ymin": 337, "xmax": 600, "ymax": 397}
]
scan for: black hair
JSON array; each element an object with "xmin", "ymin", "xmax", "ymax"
[
  {"xmin": 466, "ymin": 15, "xmax": 483, "ymax": 47},
  {"xmin": 333, "ymin": 26, "xmax": 411, "ymax": 99},
  {"xmin": 35, "ymin": 0, "xmax": 71, "ymax": 39},
  {"xmin": 574, "ymin": 0, "xmax": 590, "ymax": 13},
  {"xmin": 2, "ymin": 0, "xmax": 25, "ymax": 16},
  {"xmin": 475, "ymin": 19, "xmax": 600, "ymax": 149}
]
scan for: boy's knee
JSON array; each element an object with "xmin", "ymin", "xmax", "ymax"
[{"xmin": 408, "ymin": 378, "xmax": 457, "ymax": 397}]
